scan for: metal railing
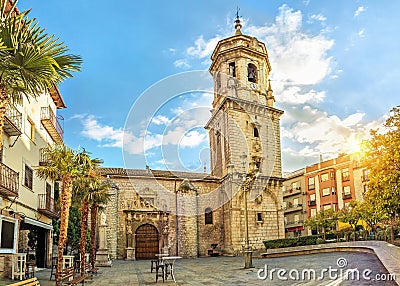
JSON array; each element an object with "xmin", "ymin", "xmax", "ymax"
[
  {"xmin": 40, "ymin": 106, "xmax": 64, "ymax": 139},
  {"xmin": 0, "ymin": 162, "xmax": 19, "ymax": 196},
  {"xmin": 38, "ymin": 194, "xmax": 57, "ymax": 216},
  {"xmin": 5, "ymin": 104, "xmax": 22, "ymax": 132}
]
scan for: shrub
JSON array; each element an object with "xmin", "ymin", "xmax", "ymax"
[{"xmin": 263, "ymin": 235, "xmax": 322, "ymax": 250}]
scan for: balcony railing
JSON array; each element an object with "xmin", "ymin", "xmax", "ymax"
[
  {"xmin": 308, "ymin": 184, "xmax": 315, "ymax": 190},
  {"xmin": 343, "ymin": 193, "xmax": 352, "ymax": 199},
  {"xmin": 309, "ymin": 200, "xmax": 316, "ymax": 206},
  {"xmin": 285, "ymin": 220, "xmax": 304, "ymax": 227},
  {"xmin": 0, "ymin": 162, "xmax": 19, "ymax": 197},
  {"xmin": 283, "ymin": 187, "xmax": 302, "ymax": 197},
  {"xmin": 41, "ymin": 106, "xmax": 64, "ymax": 143},
  {"xmin": 39, "ymin": 148, "xmax": 49, "ymax": 166},
  {"xmin": 284, "ymin": 204, "xmax": 303, "ymax": 214},
  {"xmin": 38, "ymin": 194, "xmax": 58, "ymax": 218},
  {"xmin": 4, "ymin": 104, "xmax": 22, "ymax": 136}
]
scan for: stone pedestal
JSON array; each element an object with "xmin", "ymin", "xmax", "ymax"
[
  {"xmin": 95, "ymin": 214, "xmax": 112, "ymax": 267},
  {"xmin": 126, "ymin": 247, "xmax": 135, "ymax": 260}
]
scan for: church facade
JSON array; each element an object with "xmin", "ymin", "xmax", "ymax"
[{"xmin": 100, "ymin": 18, "xmax": 285, "ymax": 260}]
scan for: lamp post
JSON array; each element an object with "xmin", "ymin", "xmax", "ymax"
[{"xmin": 240, "ymin": 154, "xmax": 253, "ymax": 269}]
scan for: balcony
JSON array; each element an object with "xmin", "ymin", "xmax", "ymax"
[
  {"xmin": 309, "ymin": 200, "xmax": 316, "ymax": 207},
  {"xmin": 4, "ymin": 104, "xmax": 22, "ymax": 136},
  {"xmin": 41, "ymin": 106, "xmax": 64, "ymax": 143},
  {"xmin": 38, "ymin": 194, "xmax": 59, "ymax": 218},
  {"xmin": 308, "ymin": 184, "xmax": 315, "ymax": 190},
  {"xmin": 362, "ymin": 174, "xmax": 369, "ymax": 182},
  {"xmin": 285, "ymin": 220, "xmax": 304, "ymax": 227},
  {"xmin": 0, "ymin": 162, "xmax": 19, "ymax": 197},
  {"xmin": 343, "ymin": 193, "xmax": 352, "ymax": 200},
  {"xmin": 39, "ymin": 148, "xmax": 49, "ymax": 166},
  {"xmin": 283, "ymin": 187, "xmax": 302, "ymax": 197},
  {"xmin": 284, "ymin": 204, "xmax": 303, "ymax": 214}
]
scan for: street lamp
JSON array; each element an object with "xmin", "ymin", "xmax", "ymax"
[{"xmin": 240, "ymin": 153, "xmax": 256, "ymax": 269}]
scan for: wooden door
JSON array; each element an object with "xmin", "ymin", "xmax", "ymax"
[{"xmin": 135, "ymin": 224, "xmax": 159, "ymax": 260}]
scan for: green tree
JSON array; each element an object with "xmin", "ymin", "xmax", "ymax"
[
  {"xmin": 0, "ymin": 0, "xmax": 81, "ymax": 149},
  {"xmin": 36, "ymin": 145, "xmax": 97, "ymax": 286},
  {"xmin": 357, "ymin": 200, "xmax": 384, "ymax": 234},
  {"xmin": 362, "ymin": 108, "xmax": 400, "ymax": 241},
  {"xmin": 339, "ymin": 200, "xmax": 362, "ymax": 241},
  {"xmin": 305, "ymin": 209, "xmax": 338, "ymax": 240}
]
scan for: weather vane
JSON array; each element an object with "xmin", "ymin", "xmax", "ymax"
[{"xmin": 236, "ymin": 6, "xmax": 240, "ymax": 20}]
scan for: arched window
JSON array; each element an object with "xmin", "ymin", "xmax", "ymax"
[
  {"xmin": 205, "ymin": 208, "xmax": 213, "ymax": 225},
  {"xmin": 248, "ymin": 63, "xmax": 257, "ymax": 83},
  {"xmin": 253, "ymin": 127, "xmax": 259, "ymax": 137}
]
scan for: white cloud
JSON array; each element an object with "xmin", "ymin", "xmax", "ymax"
[
  {"xmin": 151, "ymin": 115, "xmax": 171, "ymax": 125},
  {"xmin": 279, "ymin": 87, "xmax": 325, "ymax": 105},
  {"xmin": 179, "ymin": 130, "xmax": 207, "ymax": 148},
  {"xmin": 354, "ymin": 6, "xmax": 366, "ymax": 17},
  {"xmin": 174, "ymin": 59, "xmax": 191, "ymax": 69},
  {"xmin": 79, "ymin": 115, "xmax": 124, "ymax": 148},
  {"xmin": 309, "ymin": 14, "xmax": 327, "ymax": 22},
  {"xmin": 358, "ymin": 29, "xmax": 365, "ymax": 37},
  {"xmin": 186, "ymin": 35, "xmax": 222, "ymax": 59}
]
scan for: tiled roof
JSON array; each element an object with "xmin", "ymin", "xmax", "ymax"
[{"xmin": 100, "ymin": 167, "xmax": 220, "ymax": 181}]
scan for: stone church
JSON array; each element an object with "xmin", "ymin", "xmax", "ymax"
[{"xmin": 100, "ymin": 17, "xmax": 285, "ymax": 260}]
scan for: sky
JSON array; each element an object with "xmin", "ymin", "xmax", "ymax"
[{"xmin": 19, "ymin": 0, "xmax": 400, "ymax": 173}]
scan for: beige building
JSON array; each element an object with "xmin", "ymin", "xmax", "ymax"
[
  {"xmin": 0, "ymin": 87, "xmax": 64, "ymax": 276},
  {"xmin": 282, "ymin": 169, "xmax": 308, "ymax": 237},
  {"xmin": 101, "ymin": 18, "xmax": 285, "ymax": 260}
]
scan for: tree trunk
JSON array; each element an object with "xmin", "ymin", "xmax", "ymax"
[
  {"xmin": 90, "ymin": 203, "xmax": 98, "ymax": 268},
  {"xmin": 56, "ymin": 174, "xmax": 73, "ymax": 286},
  {"xmin": 80, "ymin": 198, "xmax": 89, "ymax": 276},
  {"xmin": 0, "ymin": 86, "xmax": 9, "ymax": 151}
]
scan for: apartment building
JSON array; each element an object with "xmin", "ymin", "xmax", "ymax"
[
  {"xmin": 0, "ymin": 87, "xmax": 64, "ymax": 276},
  {"xmin": 283, "ymin": 169, "xmax": 307, "ymax": 237},
  {"xmin": 305, "ymin": 153, "xmax": 368, "ymax": 234}
]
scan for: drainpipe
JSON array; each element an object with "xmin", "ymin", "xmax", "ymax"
[{"xmin": 196, "ymin": 188, "xmax": 199, "ymax": 257}]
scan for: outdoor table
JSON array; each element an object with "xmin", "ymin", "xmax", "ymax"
[{"xmin": 161, "ymin": 256, "xmax": 182, "ymax": 282}]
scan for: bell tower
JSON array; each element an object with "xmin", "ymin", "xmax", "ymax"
[
  {"xmin": 206, "ymin": 14, "xmax": 283, "ymax": 179},
  {"xmin": 205, "ymin": 14, "xmax": 285, "ymax": 252}
]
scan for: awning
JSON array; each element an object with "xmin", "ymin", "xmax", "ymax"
[{"xmin": 23, "ymin": 217, "xmax": 53, "ymax": 230}]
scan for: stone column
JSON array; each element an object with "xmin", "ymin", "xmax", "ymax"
[
  {"xmin": 125, "ymin": 212, "xmax": 135, "ymax": 260},
  {"xmin": 96, "ymin": 207, "xmax": 112, "ymax": 266}
]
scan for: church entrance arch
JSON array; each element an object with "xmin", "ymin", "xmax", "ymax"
[{"xmin": 135, "ymin": 224, "xmax": 159, "ymax": 260}]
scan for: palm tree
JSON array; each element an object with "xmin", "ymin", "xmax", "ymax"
[
  {"xmin": 72, "ymin": 168, "xmax": 107, "ymax": 275},
  {"xmin": 0, "ymin": 0, "xmax": 82, "ymax": 149},
  {"xmin": 36, "ymin": 145, "xmax": 100, "ymax": 286}
]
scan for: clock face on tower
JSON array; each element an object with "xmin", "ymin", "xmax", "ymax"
[{"xmin": 250, "ymin": 82, "xmax": 258, "ymax": 90}]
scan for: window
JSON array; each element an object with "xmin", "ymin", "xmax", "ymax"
[
  {"xmin": 321, "ymin": 173, "xmax": 329, "ymax": 182},
  {"xmin": 342, "ymin": 168, "xmax": 349, "ymax": 181},
  {"xmin": 257, "ymin": 213, "xmax": 263, "ymax": 222},
  {"xmin": 282, "ymin": 201, "xmax": 287, "ymax": 209},
  {"xmin": 322, "ymin": 188, "xmax": 330, "ymax": 196},
  {"xmin": 24, "ymin": 164, "xmax": 33, "ymax": 190},
  {"xmin": 294, "ymin": 214, "xmax": 299, "ymax": 223},
  {"xmin": 228, "ymin": 62, "xmax": 236, "ymax": 77},
  {"xmin": 363, "ymin": 185, "xmax": 368, "ymax": 193},
  {"xmin": 25, "ymin": 117, "xmax": 34, "ymax": 140},
  {"xmin": 292, "ymin": 181, "xmax": 299, "ymax": 190},
  {"xmin": 308, "ymin": 177, "xmax": 315, "ymax": 190},
  {"xmin": 205, "ymin": 208, "xmax": 213, "ymax": 225},
  {"xmin": 247, "ymin": 63, "xmax": 257, "ymax": 82},
  {"xmin": 362, "ymin": 169, "xmax": 369, "ymax": 181},
  {"xmin": 311, "ymin": 208, "xmax": 317, "ymax": 217},
  {"xmin": 293, "ymin": 198, "xmax": 299, "ymax": 206},
  {"xmin": 323, "ymin": 204, "xmax": 332, "ymax": 210},
  {"xmin": 0, "ymin": 216, "xmax": 18, "ymax": 253},
  {"xmin": 216, "ymin": 72, "xmax": 221, "ymax": 91},
  {"xmin": 253, "ymin": 127, "xmax": 259, "ymax": 137},
  {"xmin": 310, "ymin": 194, "xmax": 316, "ymax": 202},
  {"xmin": 343, "ymin": 186, "xmax": 351, "ymax": 196}
]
